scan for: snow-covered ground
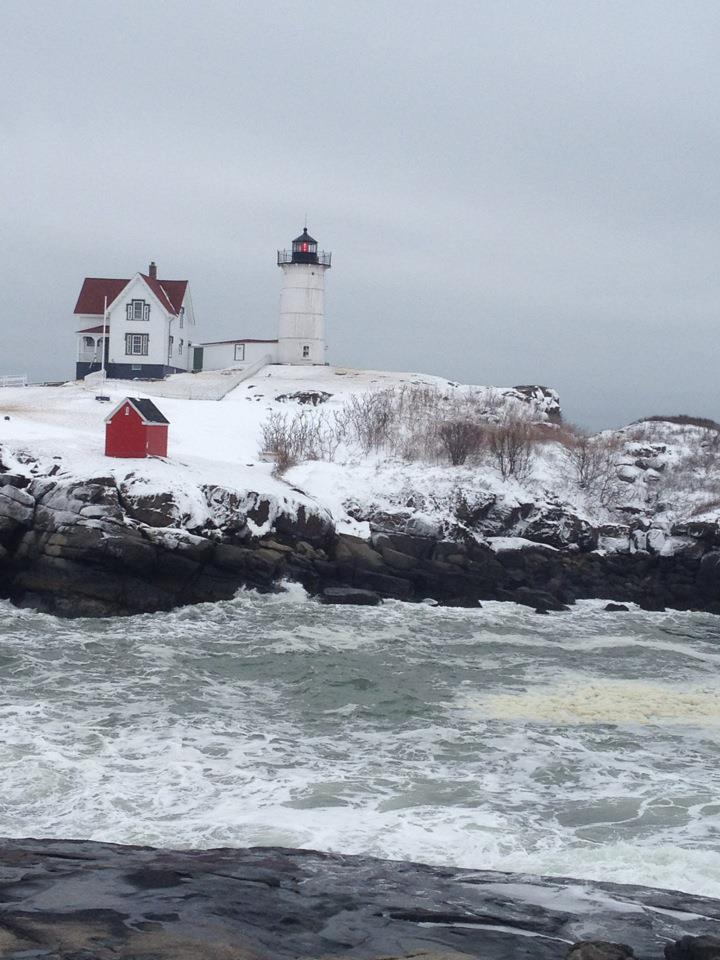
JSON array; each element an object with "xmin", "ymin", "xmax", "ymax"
[
  {"xmin": 0, "ymin": 366, "xmax": 464, "ymax": 490},
  {"xmin": 1, "ymin": 366, "xmax": 717, "ymax": 551},
  {"xmin": 0, "ymin": 367, "xmax": 489, "ymax": 535}
]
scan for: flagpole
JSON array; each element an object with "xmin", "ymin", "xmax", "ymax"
[{"xmin": 101, "ymin": 295, "xmax": 107, "ymax": 383}]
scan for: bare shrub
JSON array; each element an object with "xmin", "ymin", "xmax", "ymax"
[
  {"xmin": 341, "ymin": 391, "xmax": 395, "ymax": 453},
  {"xmin": 561, "ymin": 426, "xmax": 623, "ymax": 505},
  {"xmin": 309, "ymin": 410, "xmax": 347, "ymax": 462},
  {"xmin": 260, "ymin": 410, "xmax": 345, "ymax": 475},
  {"xmin": 624, "ymin": 421, "xmax": 664, "ymax": 444},
  {"xmin": 477, "ymin": 387, "xmax": 503, "ymax": 420},
  {"xmin": 690, "ymin": 496, "xmax": 720, "ymax": 517},
  {"xmin": 264, "ymin": 383, "xmax": 556, "ymax": 472},
  {"xmin": 338, "ymin": 385, "xmax": 445, "ymax": 459},
  {"xmin": 488, "ymin": 413, "xmax": 536, "ymax": 481},
  {"xmin": 261, "ymin": 411, "xmax": 302, "ymax": 474},
  {"xmin": 526, "ymin": 421, "xmax": 563, "ymax": 445},
  {"xmin": 438, "ymin": 419, "xmax": 486, "ymax": 466}
]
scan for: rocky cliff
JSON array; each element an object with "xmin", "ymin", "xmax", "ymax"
[{"xmin": 1, "ymin": 469, "xmax": 720, "ymax": 617}]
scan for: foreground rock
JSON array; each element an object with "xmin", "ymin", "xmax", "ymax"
[
  {"xmin": 567, "ymin": 945, "xmax": 635, "ymax": 960},
  {"xmin": 0, "ymin": 839, "xmax": 719, "ymax": 959},
  {"xmin": 666, "ymin": 937, "xmax": 720, "ymax": 960},
  {"xmin": 3, "ymin": 472, "xmax": 720, "ymax": 616}
]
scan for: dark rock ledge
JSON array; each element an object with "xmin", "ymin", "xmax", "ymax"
[
  {"xmin": 1, "ymin": 838, "xmax": 720, "ymax": 959},
  {"xmin": 2, "ymin": 472, "xmax": 720, "ymax": 616}
]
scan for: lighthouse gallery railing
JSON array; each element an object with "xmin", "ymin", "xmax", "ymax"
[{"xmin": 277, "ymin": 250, "xmax": 332, "ymax": 266}]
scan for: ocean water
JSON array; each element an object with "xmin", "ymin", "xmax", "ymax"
[{"xmin": 1, "ymin": 588, "xmax": 720, "ymax": 897}]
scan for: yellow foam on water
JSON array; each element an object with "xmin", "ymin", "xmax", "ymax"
[{"xmin": 479, "ymin": 681, "xmax": 720, "ymax": 724}]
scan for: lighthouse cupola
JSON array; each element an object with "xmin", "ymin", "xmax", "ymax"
[
  {"xmin": 291, "ymin": 228, "xmax": 319, "ymax": 263},
  {"xmin": 276, "ymin": 225, "xmax": 332, "ymax": 365}
]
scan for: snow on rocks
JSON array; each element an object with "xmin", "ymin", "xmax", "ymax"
[
  {"xmin": 6, "ymin": 369, "xmax": 720, "ymax": 615},
  {"xmin": 511, "ymin": 384, "xmax": 562, "ymax": 421},
  {"xmin": 488, "ymin": 536, "xmax": 559, "ymax": 553}
]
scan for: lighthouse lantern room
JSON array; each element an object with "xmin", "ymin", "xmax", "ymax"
[{"xmin": 276, "ymin": 227, "xmax": 331, "ymax": 365}]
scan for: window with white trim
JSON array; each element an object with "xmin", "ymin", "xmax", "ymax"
[
  {"xmin": 179, "ymin": 307, "xmax": 184, "ymax": 329},
  {"xmin": 179, "ymin": 338, "xmax": 184, "ymax": 354},
  {"xmin": 127, "ymin": 300, "xmax": 150, "ymax": 321},
  {"xmin": 125, "ymin": 333, "xmax": 149, "ymax": 356},
  {"xmin": 302, "ymin": 345, "xmax": 310, "ymax": 358},
  {"xmin": 234, "ymin": 343, "xmax": 245, "ymax": 361}
]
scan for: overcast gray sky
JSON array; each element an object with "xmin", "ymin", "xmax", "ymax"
[{"xmin": 2, "ymin": 0, "xmax": 719, "ymax": 429}]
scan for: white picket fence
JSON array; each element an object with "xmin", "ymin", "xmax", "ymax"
[{"xmin": 0, "ymin": 375, "xmax": 27, "ymax": 388}]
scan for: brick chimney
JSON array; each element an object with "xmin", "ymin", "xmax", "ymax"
[{"xmin": 148, "ymin": 261, "xmax": 157, "ymax": 279}]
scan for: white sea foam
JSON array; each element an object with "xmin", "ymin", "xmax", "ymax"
[{"xmin": 470, "ymin": 681, "xmax": 720, "ymax": 724}]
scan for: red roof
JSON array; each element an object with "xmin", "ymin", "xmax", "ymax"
[
  {"xmin": 105, "ymin": 397, "xmax": 169, "ymax": 425},
  {"xmin": 77, "ymin": 325, "xmax": 109, "ymax": 334},
  {"xmin": 139, "ymin": 275, "xmax": 187, "ymax": 315},
  {"xmin": 74, "ymin": 278, "xmax": 129, "ymax": 315},
  {"xmin": 74, "ymin": 275, "xmax": 188, "ymax": 316}
]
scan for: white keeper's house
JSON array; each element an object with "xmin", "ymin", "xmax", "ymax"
[
  {"xmin": 73, "ymin": 226, "xmax": 331, "ymax": 381},
  {"xmin": 73, "ymin": 263, "xmax": 196, "ymax": 380}
]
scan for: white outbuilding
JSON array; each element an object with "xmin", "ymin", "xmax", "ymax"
[{"xmin": 191, "ymin": 338, "xmax": 279, "ymax": 373}]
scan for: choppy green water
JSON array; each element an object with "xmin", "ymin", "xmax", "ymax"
[{"xmin": 1, "ymin": 588, "xmax": 719, "ymax": 896}]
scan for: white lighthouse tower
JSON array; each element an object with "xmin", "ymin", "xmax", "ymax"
[{"xmin": 277, "ymin": 227, "xmax": 332, "ymax": 364}]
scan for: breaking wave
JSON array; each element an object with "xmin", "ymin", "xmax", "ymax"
[{"xmin": 1, "ymin": 594, "xmax": 719, "ymax": 897}]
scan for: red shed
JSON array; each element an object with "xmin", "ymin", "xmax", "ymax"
[{"xmin": 105, "ymin": 397, "xmax": 169, "ymax": 458}]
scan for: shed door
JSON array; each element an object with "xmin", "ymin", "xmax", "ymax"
[{"xmin": 192, "ymin": 347, "xmax": 204, "ymax": 372}]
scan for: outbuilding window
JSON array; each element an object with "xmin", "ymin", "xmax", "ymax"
[
  {"xmin": 127, "ymin": 300, "xmax": 150, "ymax": 321},
  {"xmin": 125, "ymin": 333, "xmax": 149, "ymax": 356},
  {"xmin": 234, "ymin": 343, "xmax": 245, "ymax": 361},
  {"xmin": 302, "ymin": 345, "xmax": 310, "ymax": 358}
]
